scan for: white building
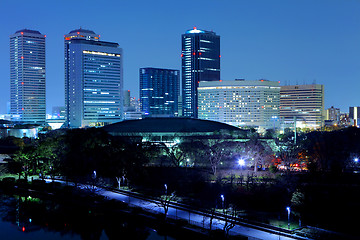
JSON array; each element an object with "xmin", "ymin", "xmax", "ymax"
[
  {"xmin": 280, "ymin": 84, "xmax": 324, "ymax": 129},
  {"xmin": 198, "ymin": 79, "xmax": 280, "ymax": 131}
]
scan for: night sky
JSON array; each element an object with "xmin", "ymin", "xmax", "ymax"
[{"xmin": 0, "ymin": 0, "xmax": 359, "ymax": 114}]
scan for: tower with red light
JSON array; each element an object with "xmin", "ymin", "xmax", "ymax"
[
  {"xmin": 9, "ymin": 29, "xmax": 46, "ymax": 124},
  {"xmin": 181, "ymin": 27, "xmax": 220, "ymax": 118},
  {"xmin": 64, "ymin": 29, "xmax": 123, "ymax": 128}
]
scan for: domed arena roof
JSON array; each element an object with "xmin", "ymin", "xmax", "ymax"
[{"xmin": 103, "ymin": 117, "xmax": 244, "ymax": 134}]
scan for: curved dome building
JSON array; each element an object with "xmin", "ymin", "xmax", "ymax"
[{"xmin": 103, "ymin": 118, "xmax": 248, "ymax": 143}]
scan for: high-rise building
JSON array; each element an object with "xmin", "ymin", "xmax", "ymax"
[
  {"xmin": 64, "ymin": 28, "xmax": 123, "ymax": 128},
  {"xmin": 349, "ymin": 107, "xmax": 360, "ymax": 127},
  {"xmin": 140, "ymin": 68, "xmax": 179, "ymax": 117},
  {"xmin": 10, "ymin": 29, "xmax": 46, "ymax": 124},
  {"xmin": 198, "ymin": 79, "xmax": 280, "ymax": 130},
  {"xmin": 181, "ymin": 27, "xmax": 220, "ymax": 118},
  {"xmin": 124, "ymin": 90, "xmax": 131, "ymax": 107},
  {"xmin": 280, "ymin": 84, "xmax": 325, "ymax": 129}
]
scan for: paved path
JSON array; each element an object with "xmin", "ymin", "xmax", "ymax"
[
  {"xmin": 100, "ymin": 189, "xmax": 309, "ymax": 240},
  {"xmin": 44, "ymin": 179, "xmax": 308, "ymax": 240}
]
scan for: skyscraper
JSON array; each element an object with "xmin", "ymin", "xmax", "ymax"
[
  {"xmin": 10, "ymin": 29, "xmax": 46, "ymax": 124},
  {"xmin": 64, "ymin": 29, "xmax": 123, "ymax": 128},
  {"xmin": 140, "ymin": 68, "xmax": 179, "ymax": 117},
  {"xmin": 181, "ymin": 27, "xmax": 220, "ymax": 118}
]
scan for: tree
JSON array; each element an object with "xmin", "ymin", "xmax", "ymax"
[
  {"xmin": 162, "ymin": 143, "xmax": 185, "ymax": 167},
  {"xmin": 244, "ymin": 137, "xmax": 272, "ymax": 172},
  {"xmin": 199, "ymin": 140, "xmax": 243, "ymax": 175},
  {"xmin": 291, "ymin": 189, "xmax": 305, "ymax": 226},
  {"xmin": 157, "ymin": 191, "xmax": 178, "ymax": 219},
  {"xmin": 223, "ymin": 205, "xmax": 239, "ymax": 237}
]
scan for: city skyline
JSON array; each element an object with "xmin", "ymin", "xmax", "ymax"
[{"xmin": 0, "ymin": 0, "xmax": 359, "ymax": 114}]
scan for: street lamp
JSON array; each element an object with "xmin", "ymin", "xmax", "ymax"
[
  {"xmin": 354, "ymin": 158, "xmax": 359, "ymax": 163},
  {"xmin": 93, "ymin": 170, "xmax": 97, "ymax": 179},
  {"xmin": 286, "ymin": 207, "xmax": 291, "ymax": 229},
  {"xmin": 220, "ymin": 194, "xmax": 225, "ymax": 209},
  {"xmin": 164, "ymin": 184, "xmax": 167, "ymax": 196},
  {"xmin": 238, "ymin": 158, "xmax": 245, "ymax": 168}
]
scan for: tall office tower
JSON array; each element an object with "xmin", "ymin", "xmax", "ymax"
[
  {"xmin": 349, "ymin": 107, "xmax": 360, "ymax": 127},
  {"xmin": 181, "ymin": 27, "xmax": 220, "ymax": 118},
  {"xmin": 64, "ymin": 29, "xmax": 123, "ymax": 128},
  {"xmin": 140, "ymin": 68, "xmax": 180, "ymax": 117},
  {"xmin": 10, "ymin": 29, "xmax": 46, "ymax": 124},
  {"xmin": 198, "ymin": 79, "xmax": 280, "ymax": 130},
  {"xmin": 280, "ymin": 84, "xmax": 325, "ymax": 129}
]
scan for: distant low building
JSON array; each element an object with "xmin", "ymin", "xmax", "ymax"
[{"xmin": 0, "ymin": 121, "xmax": 41, "ymax": 138}]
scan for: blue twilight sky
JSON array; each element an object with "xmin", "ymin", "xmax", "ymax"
[{"xmin": 0, "ymin": 0, "xmax": 359, "ymax": 114}]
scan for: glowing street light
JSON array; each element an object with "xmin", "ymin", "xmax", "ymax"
[
  {"xmin": 164, "ymin": 184, "xmax": 167, "ymax": 195},
  {"xmin": 354, "ymin": 158, "xmax": 359, "ymax": 163},
  {"xmin": 220, "ymin": 194, "xmax": 225, "ymax": 209},
  {"xmin": 286, "ymin": 207, "xmax": 291, "ymax": 229},
  {"xmin": 238, "ymin": 158, "xmax": 245, "ymax": 167}
]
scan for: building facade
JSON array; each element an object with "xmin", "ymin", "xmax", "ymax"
[
  {"xmin": 349, "ymin": 107, "xmax": 360, "ymax": 127},
  {"xmin": 325, "ymin": 106, "xmax": 340, "ymax": 126},
  {"xmin": 140, "ymin": 68, "xmax": 179, "ymax": 117},
  {"xmin": 64, "ymin": 29, "xmax": 123, "ymax": 128},
  {"xmin": 10, "ymin": 29, "xmax": 46, "ymax": 124},
  {"xmin": 181, "ymin": 28, "xmax": 220, "ymax": 118},
  {"xmin": 198, "ymin": 79, "xmax": 280, "ymax": 130},
  {"xmin": 280, "ymin": 84, "xmax": 325, "ymax": 129}
]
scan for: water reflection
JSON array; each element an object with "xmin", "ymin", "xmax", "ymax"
[{"xmin": 0, "ymin": 194, "xmax": 174, "ymax": 240}]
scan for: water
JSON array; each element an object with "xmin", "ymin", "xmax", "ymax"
[{"xmin": 0, "ymin": 194, "xmax": 175, "ymax": 240}]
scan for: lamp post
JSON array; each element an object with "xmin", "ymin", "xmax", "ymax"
[
  {"xmin": 164, "ymin": 184, "xmax": 167, "ymax": 196},
  {"xmin": 286, "ymin": 207, "xmax": 291, "ymax": 229},
  {"xmin": 221, "ymin": 194, "xmax": 225, "ymax": 210},
  {"xmin": 238, "ymin": 158, "xmax": 245, "ymax": 169}
]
